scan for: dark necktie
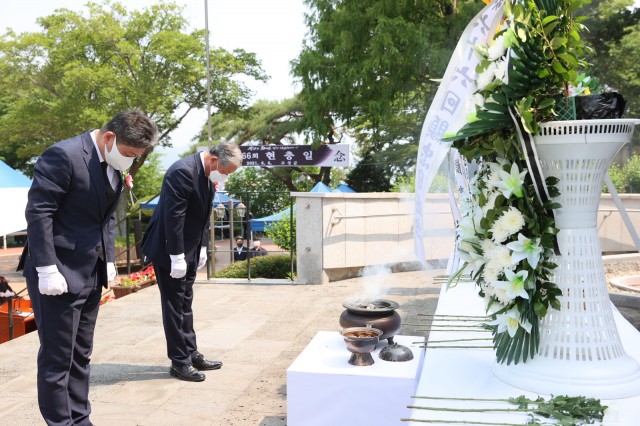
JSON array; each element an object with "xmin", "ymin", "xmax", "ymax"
[{"xmin": 101, "ymin": 162, "xmax": 116, "ymax": 209}]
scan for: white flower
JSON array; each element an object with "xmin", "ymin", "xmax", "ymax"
[
  {"xmin": 487, "ymin": 36, "xmax": 507, "ymax": 61},
  {"xmin": 482, "ymin": 264, "xmax": 501, "ymax": 283},
  {"xmin": 491, "ymin": 221, "xmax": 509, "ymax": 244},
  {"xmin": 483, "ymin": 242, "xmax": 513, "ymax": 271},
  {"xmin": 501, "ymin": 207, "xmax": 525, "ymax": 235},
  {"xmin": 494, "ymin": 59, "xmax": 507, "ymax": 83},
  {"xmin": 506, "ymin": 233, "xmax": 543, "ymax": 269},
  {"xmin": 476, "ymin": 62, "xmax": 497, "ymax": 90},
  {"xmin": 494, "ymin": 162, "xmax": 527, "ymax": 198},
  {"xmin": 492, "ymin": 281, "xmax": 509, "ymax": 303},
  {"xmin": 489, "ymin": 306, "xmax": 532, "ymax": 338},
  {"xmin": 491, "ymin": 207, "xmax": 525, "ymax": 243},
  {"xmin": 496, "ymin": 269, "xmax": 530, "ymax": 301},
  {"xmin": 457, "ymin": 214, "xmax": 479, "ymax": 241}
]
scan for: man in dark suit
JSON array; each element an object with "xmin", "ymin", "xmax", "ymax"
[
  {"xmin": 20, "ymin": 109, "xmax": 158, "ymax": 426},
  {"xmin": 233, "ymin": 236, "xmax": 248, "ymax": 261},
  {"xmin": 141, "ymin": 143, "xmax": 242, "ymax": 382}
]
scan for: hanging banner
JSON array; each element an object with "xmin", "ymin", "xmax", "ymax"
[
  {"xmin": 240, "ymin": 144, "xmax": 350, "ymax": 167},
  {"xmin": 414, "ymin": 0, "xmax": 505, "ymax": 266}
]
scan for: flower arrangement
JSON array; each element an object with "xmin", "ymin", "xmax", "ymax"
[
  {"xmin": 116, "ymin": 265, "xmax": 156, "ymax": 288},
  {"xmin": 443, "ymin": 0, "xmax": 595, "ymax": 364},
  {"xmin": 100, "ymin": 294, "xmax": 115, "ymax": 305}
]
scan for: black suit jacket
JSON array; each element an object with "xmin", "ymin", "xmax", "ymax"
[
  {"xmin": 21, "ymin": 131, "xmax": 122, "ymax": 292},
  {"xmin": 141, "ymin": 153, "xmax": 213, "ymax": 270},
  {"xmin": 233, "ymin": 247, "xmax": 248, "ymax": 261}
]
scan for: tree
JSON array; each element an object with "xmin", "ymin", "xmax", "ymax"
[
  {"xmin": 200, "ymin": 97, "xmax": 350, "ymax": 194},
  {"xmin": 0, "ymin": 0, "xmax": 266, "ymax": 177},
  {"xmin": 222, "ymin": 167, "xmax": 292, "ymax": 219},
  {"xmin": 291, "ymin": 0, "xmax": 484, "ymax": 187},
  {"xmin": 581, "ymin": 0, "xmax": 640, "ymax": 116},
  {"xmin": 130, "ymin": 151, "xmax": 164, "ymax": 201}
]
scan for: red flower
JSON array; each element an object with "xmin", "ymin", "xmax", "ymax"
[{"xmin": 125, "ymin": 174, "xmax": 134, "ymax": 189}]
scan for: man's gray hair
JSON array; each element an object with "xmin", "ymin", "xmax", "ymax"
[{"xmin": 210, "ymin": 143, "xmax": 243, "ymax": 167}]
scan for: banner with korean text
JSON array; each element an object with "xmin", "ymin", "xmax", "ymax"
[
  {"xmin": 240, "ymin": 144, "xmax": 350, "ymax": 167},
  {"xmin": 414, "ymin": 0, "xmax": 505, "ymax": 266}
]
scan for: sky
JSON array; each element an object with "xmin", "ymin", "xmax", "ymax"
[{"xmin": 0, "ymin": 0, "xmax": 307, "ymax": 168}]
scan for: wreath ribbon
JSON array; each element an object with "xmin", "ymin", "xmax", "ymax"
[{"xmin": 507, "ymin": 105, "xmax": 561, "ymax": 255}]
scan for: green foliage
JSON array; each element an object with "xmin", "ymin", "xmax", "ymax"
[
  {"xmin": 582, "ymin": 0, "xmax": 640, "ymax": 116},
  {"xmin": 346, "ymin": 151, "xmax": 393, "ymax": 192},
  {"xmin": 131, "ymin": 151, "xmax": 164, "ymax": 200},
  {"xmin": 213, "ymin": 254, "xmax": 295, "ymax": 279},
  {"xmin": 605, "ymin": 155, "xmax": 640, "ymax": 193},
  {"xmin": 390, "ymin": 172, "xmax": 448, "ymax": 193},
  {"xmin": 222, "ymin": 167, "xmax": 291, "ymax": 219},
  {"xmin": 0, "ymin": 0, "xmax": 266, "ymax": 175},
  {"xmin": 265, "ymin": 212, "xmax": 296, "ymax": 252},
  {"xmin": 294, "ymin": 0, "xmax": 482, "ymax": 141},
  {"xmin": 294, "ymin": 0, "xmax": 483, "ymax": 185}
]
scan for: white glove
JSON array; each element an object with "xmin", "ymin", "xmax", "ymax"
[
  {"xmin": 197, "ymin": 247, "xmax": 207, "ymax": 270},
  {"xmin": 169, "ymin": 253, "xmax": 187, "ymax": 279},
  {"xmin": 107, "ymin": 262, "xmax": 117, "ymax": 281},
  {"xmin": 36, "ymin": 265, "xmax": 69, "ymax": 296}
]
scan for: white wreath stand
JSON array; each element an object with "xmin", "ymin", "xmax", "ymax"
[{"xmin": 493, "ymin": 119, "xmax": 640, "ymax": 399}]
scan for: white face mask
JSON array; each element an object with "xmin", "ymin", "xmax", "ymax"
[
  {"xmin": 209, "ymin": 170, "xmax": 228, "ymax": 183},
  {"xmin": 105, "ymin": 136, "xmax": 135, "ymax": 171}
]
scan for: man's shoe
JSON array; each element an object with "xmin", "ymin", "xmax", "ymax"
[
  {"xmin": 170, "ymin": 364, "xmax": 205, "ymax": 382},
  {"xmin": 191, "ymin": 351, "xmax": 223, "ymax": 371}
]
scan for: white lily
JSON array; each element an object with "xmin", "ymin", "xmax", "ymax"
[
  {"xmin": 497, "ymin": 269, "xmax": 530, "ymax": 301},
  {"xmin": 494, "ymin": 162, "xmax": 527, "ymax": 198},
  {"xmin": 489, "ymin": 306, "xmax": 532, "ymax": 338},
  {"xmin": 506, "ymin": 233, "xmax": 543, "ymax": 269}
]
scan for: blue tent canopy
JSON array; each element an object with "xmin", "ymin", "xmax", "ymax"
[
  {"xmin": 250, "ymin": 205, "xmax": 296, "ymax": 232},
  {"xmin": 0, "ymin": 160, "xmax": 31, "ymax": 188},
  {"xmin": 141, "ymin": 192, "xmax": 241, "ymax": 210},
  {"xmin": 310, "ymin": 182, "xmax": 333, "ymax": 193},
  {"xmin": 0, "ymin": 160, "xmax": 32, "ymax": 236},
  {"xmin": 335, "ymin": 183, "xmax": 356, "ymax": 193}
]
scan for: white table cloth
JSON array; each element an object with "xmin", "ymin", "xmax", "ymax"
[
  {"xmin": 407, "ymin": 281, "xmax": 640, "ymax": 425},
  {"xmin": 287, "ymin": 331, "xmax": 425, "ymax": 426}
]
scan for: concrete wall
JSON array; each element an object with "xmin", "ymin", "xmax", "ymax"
[
  {"xmin": 598, "ymin": 194, "xmax": 640, "ymax": 253},
  {"xmin": 293, "ymin": 192, "xmax": 455, "ymax": 284},
  {"xmin": 293, "ymin": 192, "xmax": 640, "ymax": 284}
]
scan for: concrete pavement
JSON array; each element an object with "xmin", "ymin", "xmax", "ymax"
[
  {"xmin": 1, "ymin": 246, "xmax": 640, "ymax": 426},
  {"xmin": 0, "ymin": 252, "xmax": 441, "ymax": 426}
]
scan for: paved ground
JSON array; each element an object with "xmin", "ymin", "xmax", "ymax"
[{"xmin": 1, "ymin": 247, "xmax": 639, "ymax": 426}]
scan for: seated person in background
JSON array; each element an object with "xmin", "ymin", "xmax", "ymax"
[
  {"xmin": 0, "ymin": 276, "xmax": 16, "ymax": 302},
  {"xmin": 249, "ymin": 239, "xmax": 268, "ymax": 258},
  {"xmin": 233, "ymin": 237, "xmax": 248, "ymax": 261}
]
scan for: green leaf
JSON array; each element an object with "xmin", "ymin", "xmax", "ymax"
[
  {"xmin": 534, "ymin": 301, "xmax": 548, "ymax": 317},
  {"xmin": 550, "ymin": 36, "xmax": 568, "ymax": 50},
  {"xmin": 551, "ymin": 59, "xmax": 568, "ymax": 73}
]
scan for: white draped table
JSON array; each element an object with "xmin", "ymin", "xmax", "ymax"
[
  {"xmin": 407, "ymin": 282, "xmax": 640, "ymax": 425},
  {"xmin": 287, "ymin": 331, "xmax": 426, "ymax": 426}
]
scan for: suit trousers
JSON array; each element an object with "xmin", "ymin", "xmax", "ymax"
[
  {"xmin": 26, "ymin": 263, "xmax": 102, "ymax": 426},
  {"xmin": 155, "ymin": 264, "xmax": 198, "ymax": 367}
]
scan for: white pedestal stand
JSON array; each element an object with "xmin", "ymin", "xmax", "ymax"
[
  {"xmin": 287, "ymin": 332, "xmax": 425, "ymax": 426},
  {"xmin": 493, "ymin": 119, "xmax": 640, "ymax": 399}
]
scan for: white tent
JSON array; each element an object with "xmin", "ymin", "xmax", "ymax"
[{"xmin": 0, "ymin": 160, "xmax": 31, "ymax": 239}]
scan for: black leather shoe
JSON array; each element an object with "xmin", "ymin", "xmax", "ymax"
[
  {"xmin": 170, "ymin": 364, "xmax": 205, "ymax": 382},
  {"xmin": 191, "ymin": 351, "xmax": 223, "ymax": 371}
]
